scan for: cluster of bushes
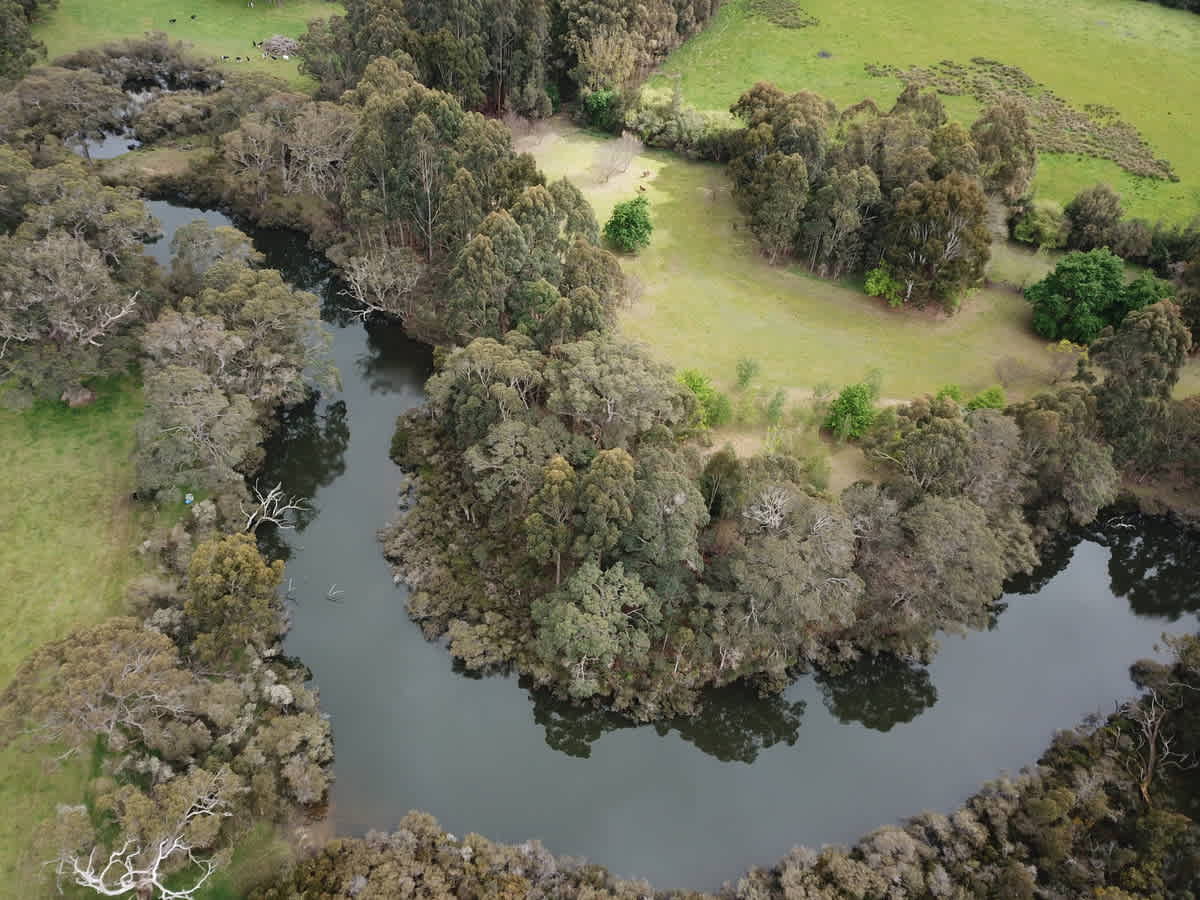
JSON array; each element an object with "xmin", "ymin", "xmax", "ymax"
[{"xmin": 1012, "ymin": 183, "xmax": 1200, "ymax": 343}]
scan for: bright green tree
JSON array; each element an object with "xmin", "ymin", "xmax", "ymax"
[{"xmin": 603, "ymin": 195, "xmax": 652, "ymax": 252}]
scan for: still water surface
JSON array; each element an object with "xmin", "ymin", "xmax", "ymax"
[{"xmin": 147, "ymin": 200, "xmax": 1200, "ymax": 890}]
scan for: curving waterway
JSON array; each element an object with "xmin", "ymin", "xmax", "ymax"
[{"xmin": 147, "ymin": 200, "xmax": 1200, "ymax": 890}]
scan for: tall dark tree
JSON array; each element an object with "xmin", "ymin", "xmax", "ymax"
[
  {"xmin": 883, "ymin": 173, "xmax": 990, "ymax": 308},
  {"xmin": 1090, "ymin": 300, "xmax": 1193, "ymax": 470}
]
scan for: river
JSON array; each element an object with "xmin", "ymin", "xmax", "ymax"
[{"xmin": 146, "ymin": 199, "xmax": 1200, "ymax": 891}]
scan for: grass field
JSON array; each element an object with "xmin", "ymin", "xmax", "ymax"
[
  {"xmin": 527, "ymin": 122, "xmax": 1200, "ymax": 405},
  {"xmin": 33, "ymin": 0, "xmax": 338, "ymax": 88},
  {"xmin": 529, "ymin": 123, "xmax": 1060, "ymax": 402},
  {"xmin": 650, "ymin": 0, "xmax": 1200, "ymax": 223},
  {"xmin": 0, "ymin": 380, "xmax": 144, "ymax": 895}
]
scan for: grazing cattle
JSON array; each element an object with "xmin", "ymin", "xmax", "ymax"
[
  {"xmin": 190, "ymin": 13, "xmax": 197, "ymax": 19},
  {"xmin": 222, "ymin": 55, "xmax": 230, "ymax": 60},
  {"xmin": 168, "ymin": 17, "xmax": 176, "ymax": 23}
]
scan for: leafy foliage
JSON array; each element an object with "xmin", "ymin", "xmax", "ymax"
[
  {"xmin": 1026, "ymin": 247, "xmax": 1168, "ymax": 344},
  {"xmin": 603, "ymin": 195, "xmax": 653, "ymax": 252},
  {"xmin": 824, "ymin": 382, "xmax": 877, "ymax": 439}
]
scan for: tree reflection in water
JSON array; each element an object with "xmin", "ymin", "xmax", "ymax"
[
  {"xmin": 814, "ymin": 655, "xmax": 937, "ymax": 733},
  {"xmin": 257, "ymin": 396, "xmax": 350, "ymax": 560},
  {"xmin": 529, "ymin": 679, "xmax": 805, "ymax": 763},
  {"xmin": 1083, "ymin": 511, "xmax": 1200, "ymax": 620}
]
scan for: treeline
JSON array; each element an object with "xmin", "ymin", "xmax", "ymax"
[
  {"xmin": 0, "ymin": 60, "xmax": 339, "ymax": 893},
  {"xmin": 384, "ymin": 297, "xmax": 1195, "ymax": 719},
  {"xmin": 295, "ymin": 0, "xmax": 723, "ymax": 115}
]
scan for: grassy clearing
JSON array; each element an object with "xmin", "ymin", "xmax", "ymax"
[
  {"xmin": 650, "ymin": 0, "xmax": 1200, "ymax": 222},
  {"xmin": 0, "ymin": 379, "xmax": 144, "ymax": 895},
  {"xmin": 529, "ymin": 123, "xmax": 1058, "ymax": 402},
  {"xmin": 34, "ymin": 0, "xmax": 339, "ymax": 89}
]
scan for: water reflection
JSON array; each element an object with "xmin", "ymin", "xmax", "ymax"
[
  {"xmin": 530, "ymin": 680, "xmax": 806, "ymax": 764},
  {"xmin": 814, "ymin": 656, "xmax": 937, "ymax": 733},
  {"xmin": 1086, "ymin": 513, "xmax": 1200, "ymax": 619}
]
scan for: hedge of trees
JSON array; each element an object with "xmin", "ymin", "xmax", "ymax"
[{"xmin": 295, "ymin": 0, "xmax": 725, "ymax": 115}]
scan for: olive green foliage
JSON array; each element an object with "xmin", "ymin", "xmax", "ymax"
[
  {"xmin": 252, "ymin": 811, "xmax": 655, "ymax": 899},
  {"xmin": 0, "ymin": 152, "xmax": 156, "ymax": 407},
  {"xmin": 727, "ymin": 83, "xmax": 997, "ymax": 306},
  {"xmin": 583, "ymin": 88, "xmax": 622, "ymax": 131},
  {"xmin": 824, "ymin": 382, "xmax": 877, "ymax": 439},
  {"xmin": 1026, "ymin": 247, "xmax": 1169, "ymax": 344},
  {"xmin": 185, "ymin": 533, "xmax": 286, "ymax": 670},
  {"xmin": 735, "ymin": 357, "xmax": 760, "ymax": 390},
  {"xmin": 135, "ymin": 221, "xmax": 330, "ymax": 502},
  {"xmin": 294, "ymin": 0, "xmax": 722, "ymax": 114},
  {"xmin": 678, "ymin": 369, "xmax": 732, "ymax": 428},
  {"xmin": 603, "ymin": 195, "xmax": 653, "ymax": 252},
  {"xmin": 1090, "ymin": 299, "xmax": 1193, "ymax": 471}
]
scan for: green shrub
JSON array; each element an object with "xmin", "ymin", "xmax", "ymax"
[
  {"xmin": 583, "ymin": 89, "xmax": 622, "ymax": 132},
  {"xmin": 678, "ymin": 369, "xmax": 732, "ymax": 428},
  {"xmin": 967, "ymin": 385, "xmax": 1006, "ymax": 410},
  {"xmin": 936, "ymin": 384, "xmax": 965, "ymax": 404},
  {"xmin": 1025, "ymin": 248, "xmax": 1166, "ymax": 344},
  {"xmin": 865, "ymin": 264, "xmax": 904, "ymax": 307},
  {"xmin": 765, "ymin": 388, "xmax": 787, "ymax": 425},
  {"xmin": 1014, "ymin": 200, "xmax": 1069, "ymax": 249},
  {"xmin": 824, "ymin": 383, "xmax": 877, "ymax": 440},
  {"xmin": 604, "ymin": 196, "xmax": 653, "ymax": 252},
  {"xmin": 735, "ymin": 358, "xmax": 761, "ymax": 390}
]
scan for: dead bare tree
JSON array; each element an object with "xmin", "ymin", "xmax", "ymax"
[
  {"xmin": 743, "ymin": 485, "xmax": 791, "ymax": 532},
  {"xmin": 1110, "ymin": 689, "xmax": 1197, "ymax": 807},
  {"xmin": 341, "ymin": 245, "xmax": 426, "ymax": 322},
  {"xmin": 50, "ymin": 770, "xmax": 235, "ymax": 900},
  {"xmin": 591, "ymin": 131, "xmax": 643, "ymax": 185},
  {"xmin": 240, "ymin": 482, "xmax": 309, "ymax": 532}
]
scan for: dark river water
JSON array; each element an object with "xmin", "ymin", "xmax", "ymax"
[{"xmin": 146, "ymin": 200, "xmax": 1200, "ymax": 891}]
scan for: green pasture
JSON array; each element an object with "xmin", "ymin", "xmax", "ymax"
[
  {"xmin": 0, "ymin": 380, "xmax": 145, "ymax": 894},
  {"xmin": 529, "ymin": 123, "xmax": 1059, "ymax": 402},
  {"xmin": 33, "ymin": 0, "xmax": 339, "ymax": 89},
  {"xmin": 651, "ymin": 0, "xmax": 1200, "ymax": 222}
]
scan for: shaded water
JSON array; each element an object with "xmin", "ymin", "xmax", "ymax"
[{"xmin": 150, "ymin": 201, "xmax": 1200, "ymax": 890}]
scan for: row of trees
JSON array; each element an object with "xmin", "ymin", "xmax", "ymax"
[
  {"xmin": 295, "ymin": 0, "xmax": 725, "ymax": 115},
  {"xmin": 726, "ymin": 83, "xmax": 1035, "ymax": 308}
]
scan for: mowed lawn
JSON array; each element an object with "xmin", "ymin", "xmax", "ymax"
[
  {"xmin": 528, "ymin": 123, "xmax": 1059, "ymax": 401},
  {"xmin": 651, "ymin": 0, "xmax": 1200, "ymax": 222},
  {"xmin": 0, "ymin": 380, "xmax": 143, "ymax": 894},
  {"xmin": 34, "ymin": 0, "xmax": 340, "ymax": 88}
]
